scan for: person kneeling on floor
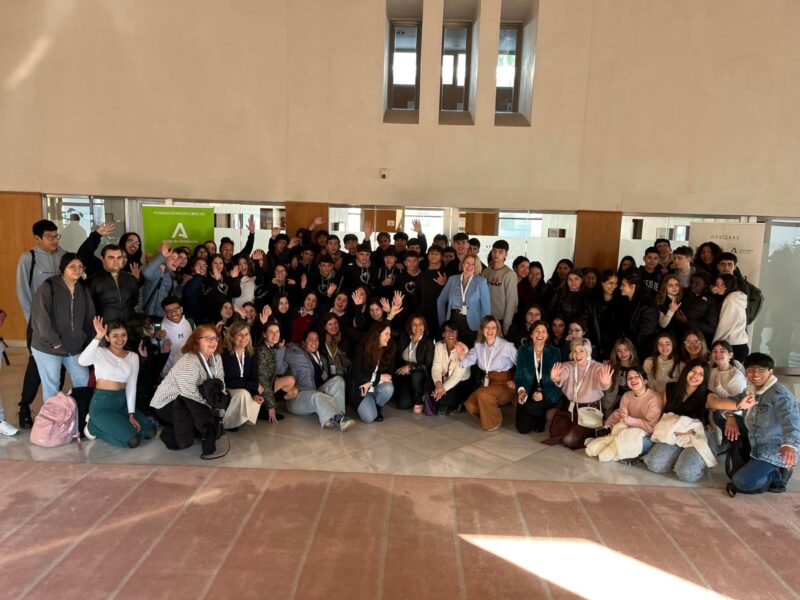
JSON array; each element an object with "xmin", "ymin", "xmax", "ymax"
[
  {"xmin": 79, "ymin": 317, "xmax": 155, "ymax": 447},
  {"xmin": 709, "ymin": 353, "xmax": 800, "ymax": 496},
  {"xmin": 150, "ymin": 325, "xmax": 226, "ymax": 456}
]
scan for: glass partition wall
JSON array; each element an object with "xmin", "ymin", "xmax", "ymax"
[
  {"xmin": 752, "ymin": 219, "xmax": 800, "ymax": 372},
  {"xmin": 329, "ymin": 205, "xmax": 577, "ymax": 277},
  {"xmin": 45, "ymin": 195, "xmax": 285, "ymax": 261}
]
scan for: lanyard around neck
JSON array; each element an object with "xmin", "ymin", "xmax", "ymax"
[{"xmin": 460, "ymin": 275, "xmax": 473, "ymax": 305}]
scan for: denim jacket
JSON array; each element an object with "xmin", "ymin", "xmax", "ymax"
[{"xmin": 737, "ymin": 378, "xmax": 800, "ymax": 468}]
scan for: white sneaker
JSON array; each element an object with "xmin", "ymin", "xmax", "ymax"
[
  {"xmin": 0, "ymin": 420, "xmax": 19, "ymax": 437},
  {"xmin": 83, "ymin": 415, "xmax": 97, "ymax": 440}
]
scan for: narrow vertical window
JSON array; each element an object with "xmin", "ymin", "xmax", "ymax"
[
  {"xmin": 440, "ymin": 24, "xmax": 470, "ymax": 112},
  {"xmin": 496, "ymin": 25, "xmax": 521, "ymax": 113},
  {"xmin": 389, "ymin": 23, "xmax": 421, "ymax": 111}
]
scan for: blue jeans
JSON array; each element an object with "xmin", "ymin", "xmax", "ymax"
[
  {"xmin": 732, "ymin": 458, "xmax": 782, "ymax": 492},
  {"xmin": 31, "ymin": 349, "xmax": 89, "ymax": 402},
  {"xmin": 289, "ymin": 376, "xmax": 346, "ymax": 427},
  {"xmin": 357, "ymin": 382, "xmax": 394, "ymax": 423},
  {"xmin": 643, "ymin": 429, "xmax": 718, "ymax": 483}
]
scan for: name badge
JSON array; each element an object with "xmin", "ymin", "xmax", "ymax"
[
  {"xmin": 330, "ymin": 364, "xmax": 337, "ymax": 376},
  {"xmin": 483, "ymin": 376, "xmax": 489, "ymax": 387},
  {"xmin": 460, "ymin": 306, "xmax": 468, "ymax": 316}
]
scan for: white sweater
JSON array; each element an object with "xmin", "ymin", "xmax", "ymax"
[{"xmin": 714, "ymin": 291, "xmax": 748, "ymax": 345}]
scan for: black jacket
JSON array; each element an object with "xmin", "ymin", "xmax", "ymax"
[
  {"xmin": 31, "ymin": 277, "xmax": 95, "ymax": 355},
  {"xmin": 88, "ymin": 270, "xmax": 140, "ymax": 323},
  {"xmin": 621, "ymin": 298, "xmax": 658, "ymax": 358},
  {"xmin": 395, "ymin": 332, "xmax": 435, "ymax": 374}
]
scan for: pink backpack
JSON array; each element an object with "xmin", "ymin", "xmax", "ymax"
[{"xmin": 30, "ymin": 392, "xmax": 81, "ymax": 448}]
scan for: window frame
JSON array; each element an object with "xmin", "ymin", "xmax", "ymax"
[
  {"xmin": 496, "ymin": 23, "xmax": 523, "ymax": 114},
  {"xmin": 388, "ymin": 21, "xmax": 422, "ymax": 111},
  {"xmin": 440, "ymin": 22, "xmax": 472, "ymax": 112}
]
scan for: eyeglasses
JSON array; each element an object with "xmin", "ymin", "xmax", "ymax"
[
  {"xmin": 41, "ymin": 234, "xmax": 61, "ymax": 241},
  {"xmin": 200, "ymin": 336, "xmax": 219, "ymax": 342},
  {"xmin": 745, "ymin": 367, "xmax": 769, "ymax": 375},
  {"xmin": 126, "ymin": 240, "xmax": 141, "ymax": 246}
]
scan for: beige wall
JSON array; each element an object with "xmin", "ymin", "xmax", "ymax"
[{"xmin": 1, "ymin": 0, "xmax": 798, "ymax": 216}]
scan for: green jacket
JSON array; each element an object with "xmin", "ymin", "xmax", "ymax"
[{"xmin": 515, "ymin": 344, "xmax": 561, "ymax": 404}]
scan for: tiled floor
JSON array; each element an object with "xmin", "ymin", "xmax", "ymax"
[
  {"xmin": 1, "ymin": 461, "xmax": 799, "ymax": 600},
  {"xmin": 3, "ymin": 347, "xmax": 800, "ymax": 599}
]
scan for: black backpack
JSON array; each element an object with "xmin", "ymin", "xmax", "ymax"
[{"xmin": 745, "ymin": 282, "xmax": 764, "ymax": 325}]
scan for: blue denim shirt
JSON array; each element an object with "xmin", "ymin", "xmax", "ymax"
[{"xmin": 737, "ymin": 380, "xmax": 800, "ymax": 468}]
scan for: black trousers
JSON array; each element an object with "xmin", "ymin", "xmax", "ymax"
[
  {"xmin": 450, "ymin": 311, "xmax": 476, "ymax": 347},
  {"xmin": 395, "ymin": 369, "xmax": 432, "ymax": 410},
  {"xmin": 437, "ymin": 379, "xmax": 474, "ymax": 409},
  {"xmin": 516, "ymin": 396, "xmax": 557, "ymax": 434},
  {"xmin": 156, "ymin": 396, "xmax": 215, "ymax": 450}
]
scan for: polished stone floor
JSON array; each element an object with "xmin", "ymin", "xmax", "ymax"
[
  {"xmin": 3, "ymin": 349, "xmax": 800, "ymax": 599},
  {"xmin": 1, "ymin": 462, "xmax": 799, "ymax": 600},
  {"xmin": 2, "ymin": 347, "xmax": 799, "ymax": 492}
]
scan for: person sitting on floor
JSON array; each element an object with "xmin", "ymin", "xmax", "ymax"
[{"xmin": 284, "ymin": 329, "xmax": 355, "ymax": 431}]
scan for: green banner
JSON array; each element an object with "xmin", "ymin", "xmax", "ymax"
[{"xmin": 141, "ymin": 206, "xmax": 215, "ymax": 257}]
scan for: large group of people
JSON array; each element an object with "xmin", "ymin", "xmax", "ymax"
[{"xmin": 2, "ymin": 215, "xmax": 797, "ymax": 495}]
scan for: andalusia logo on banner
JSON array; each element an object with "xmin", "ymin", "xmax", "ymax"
[{"xmin": 141, "ymin": 206, "xmax": 215, "ymax": 257}]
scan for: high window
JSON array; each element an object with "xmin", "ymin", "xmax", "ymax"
[
  {"xmin": 389, "ymin": 23, "xmax": 421, "ymax": 111},
  {"xmin": 496, "ymin": 25, "xmax": 521, "ymax": 113},
  {"xmin": 440, "ymin": 24, "xmax": 471, "ymax": 112}
]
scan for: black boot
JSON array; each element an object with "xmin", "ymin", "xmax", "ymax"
[
  {"xmin": 768, "ymin": 468, "xmax": 793, "ymax": 493},
  {"xmin": 18, "ymin": 405, "xmax": 33, "ymax": 429},
  {"xmin": 375, "ymin": 406, "xmax": 384, "ymax": 422}
]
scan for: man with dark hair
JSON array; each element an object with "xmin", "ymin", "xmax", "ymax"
[
  {"xmin": 715, "ymin": 252, "xmax": 764, "ymax": 325},
  {"xmin": 15, "ymin": 219, "xmax": 66, "ymax": 428},
  {"xmin": 447, "ymin": 233, "xmax": 471, "ymax": 275},
  {"xmin": 341, "ymin": 243, "xmax": 373, "ymax": 293},
  {"xmin": 655, "ymin": 238, "xmax": 672, "ymax": 273},
  {"xmin": 709, "ymin": 353, "xmax": 800, "ymax": 496},
  {"xmin": 371, "ymin": 231, "xmax": 392, "ymax": 265},
  {"xmin": 307, "ymin": 254, "xmax": 342, "ymax": 308},
  {"xmin": 374, "ymin": 246, "xmax": 400, "ymax": 301},
  {"xmin": 394, "ymin": 250, "xmax": 423, "ymax": 322},
  {"xmin": 639, "ymin": 246, "xmax": 662, "ymax": 297},
  {"xmin": 322, "ymin": 234, "xmax": 344, "ymax": 271},
  {"xmin": 140, "ymin": 242, "xmax": 180, "ymax": 320},
  {"xmin": 671, "ymin": 245, "xmax": 695, "ymax": 287},
  {"xmin": 220, "ymin": 216, "xmax": 256, "ymax": 273},
  {"xmin": 482, "ymin": 240, "xmax": 518, "ymax": 337},
  {"xmin": 418, "ymin": 245, "xmax": 448, "ymax": 339},
  {"xmin": 342, "ymin": 233, "xmax": 359, "ymax": 265},
  {"xmin": 88, "ymin": 244, "xmax": 140, "ymax": 323}
]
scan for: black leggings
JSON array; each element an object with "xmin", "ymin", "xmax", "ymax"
[{"xmin": 395, "ymin": 369, "xmax": 431, "ymax": 410}]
